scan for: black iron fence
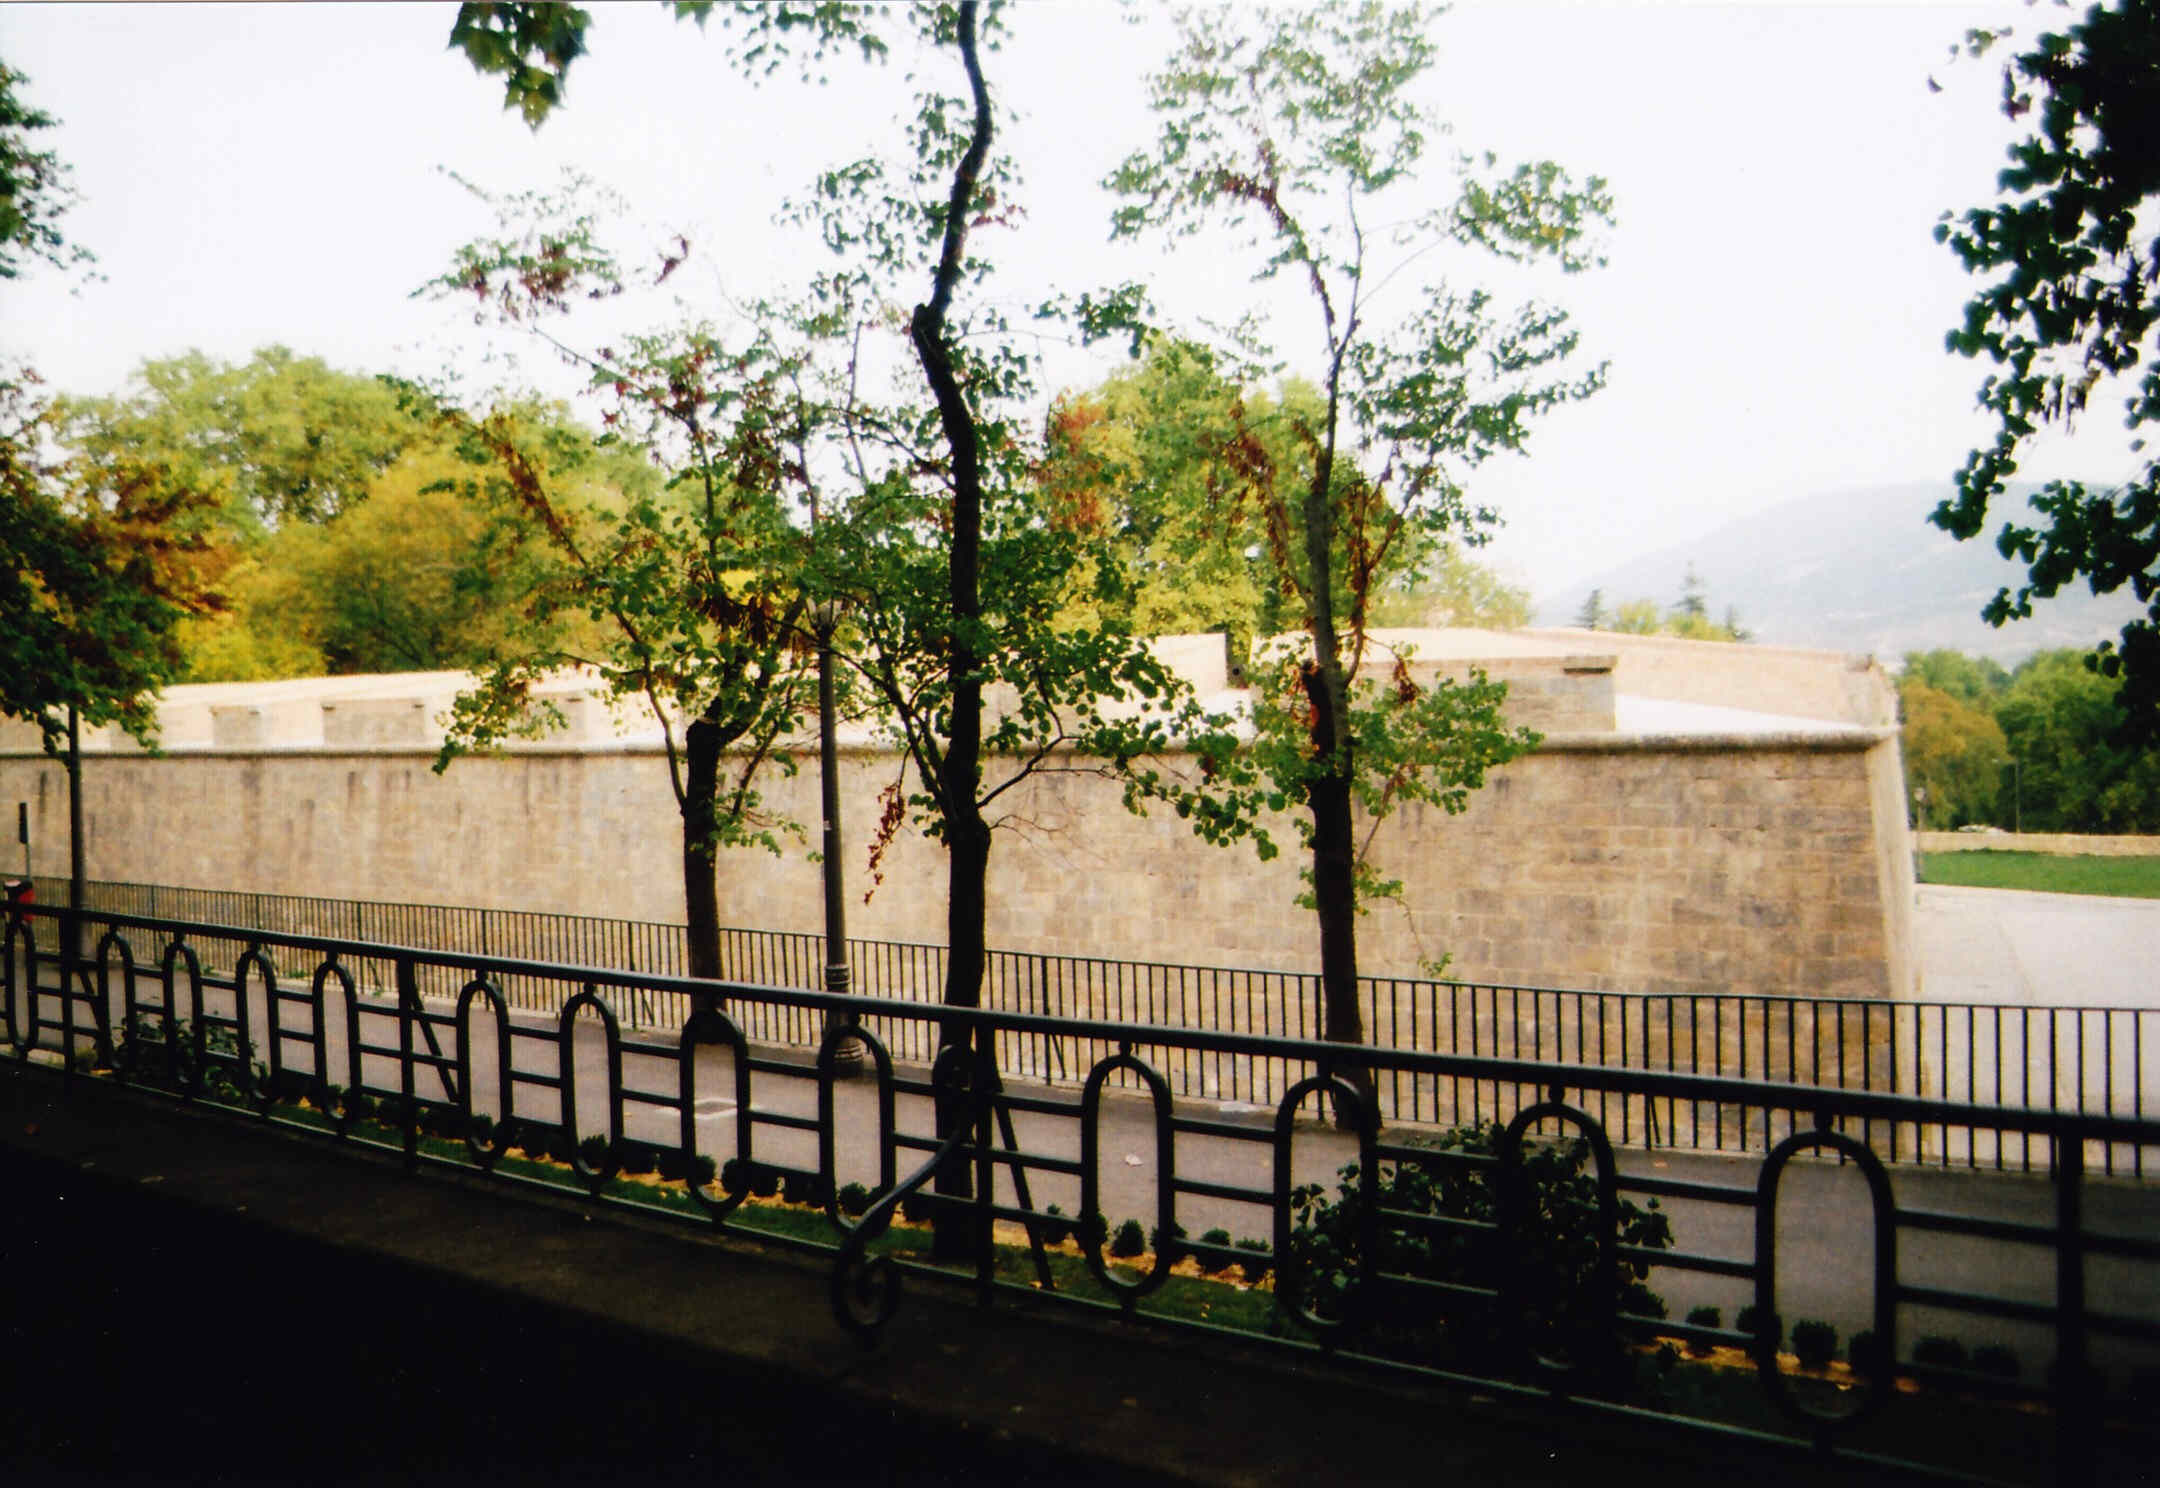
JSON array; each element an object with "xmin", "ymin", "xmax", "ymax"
[
  {"xmin": 4, "ymin": 900, "xmax": 2156, "ymax": 1488},
  {"xmin": 60, "ymin": 879, "xmax": 2160, "ymax": 1173}
]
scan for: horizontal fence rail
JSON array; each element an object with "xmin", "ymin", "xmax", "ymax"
[
  {"xmin": 58, "ymin": 879, "xmax": 2159, "ymax": 1174},
  {"xmin": 3, "ymin": 901, "xmax": 2156, "ymax": 1488}
]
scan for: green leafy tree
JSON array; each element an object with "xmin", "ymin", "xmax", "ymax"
[
  {"xmin": 1936, "ymin": 0, "xmax": 2160, "ymax": 738},
  {"xmin": 1111, "ymin": 1, "xmax": 1606, "ymax": 1077},
  {"xmin": 1902, "ymin": 647, "xmax": 2010, "ymax": 709},
  {"xmin": 59, "ymin": 347, "xmax": 432, "ymax": 533},
  {"xmin": 1899, "ymin": 676, "xmax": 2011, "ymax": 829},
  {"xmin": 1367, "ymin": 533, "xmax": 1533, "ymax": 631},
  {"xmin": 417, "ymin": 180, "xmax": 824, "ymax": 981},
  {"xmin": 1995, "ymin": 649, "xmax": 2160, "ymax": 831},
  {"xmin": 0, "ymin": 372, "xmax": 218, "ymax": 750},
  {"xmin": 1573, "ymin": 588, "xmax": 1607, "ymax": 630},
  {"xmin": 0, "ymin": 61, "xmax": 93, "ymax": 281},
  {"xmin": 443, "ymin": 3, "xmax": 1246, "ymax": 1018}
]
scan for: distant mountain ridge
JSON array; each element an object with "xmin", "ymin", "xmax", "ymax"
[{"xmin": 1532, "ymin": 483, "xmax": 2148, "ymax": 666}]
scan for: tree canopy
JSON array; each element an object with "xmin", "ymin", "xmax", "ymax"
[
  {"xmin": 1937, "ymin": 0, "xmax": 2160, "ymax": 738},
  {"xmin": 1112, "ymin": 1, "xmax": 1608, "ymax": 1060}
]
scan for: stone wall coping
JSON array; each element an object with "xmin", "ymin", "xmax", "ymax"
[{"xmin": 0, "ymin": 724, "xmax": 1896, "ymax": 763}]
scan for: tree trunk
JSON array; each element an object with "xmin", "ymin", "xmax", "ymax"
[
  {"xmin": 681, "ymin": 714, "xmax": 724, "ymax": 1000},
  {"xmin": 1302, "ymin": 666, "xmax": 1374, "ymax": 1120}
]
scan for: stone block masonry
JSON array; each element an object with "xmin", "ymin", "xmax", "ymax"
[{"xmin": 0, "ymin": 725, "xmax": 1912, "ymax": 1010}]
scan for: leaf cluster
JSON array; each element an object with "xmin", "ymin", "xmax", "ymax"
[
  {"xmin": 1936, "ymin": 0, "xmax": 2160, "ymax": 738},
  {"xmin": 1285, "ymin": 1121, "xmax": 1670, "ymax": 1372}
]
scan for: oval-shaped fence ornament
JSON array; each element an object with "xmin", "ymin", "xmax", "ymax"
[
  {"xmin": 1080, "ymin": 1048, "xmax": 1177, "ymax": 1301},
  {"xmin": 92, "ymin": 927, "xmax": 132, "ymax": 1068},
  {"xmin": 678, "ymin": 1005, "xmax": 749, "ymax": 1221},
  {"xmin": 819, "ymin": 1022, "xmax": 896, "ymax": 1234},
  {"xmin": 160, "ymin": 939, "xmax": 206, "ymax": 1096},
  {"xmin": 3, "ymin": 914, "xmax": 37, "ymax": 1057},
  {"xmin": 1754, "ymin": 1121, "xmax": 1898, "ymax": 1436},
  {"xmin": 232, "ymin": 945, "xmax": 278, "ymax": 1114},
  {"xmin": 558, "ymin": 988, "xmax": 622, "ymax": 1192},
  {"xmin": 1498, "ymin": 1089, "xmax": 1622, "ymax": 1390},
  {"xmin": 456, "ymin": 978, "xmax": 514, "ymax": 1169},
  {"xmin": 1271, "ymin": 1073, "xmax": 1379, "ymax": 1344},
  {"xmin": 310, "ymin": 961, "xmax": 358, "ymax": 1132}
]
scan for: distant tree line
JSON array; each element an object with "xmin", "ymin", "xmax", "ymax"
[
  {"xmin": 1572, "ymin": 564, "xmax": 1749, "ymax": 642},
  {"xmin": 1900, "ymin": 648, "xmax": 2160, "ymax": 834}
]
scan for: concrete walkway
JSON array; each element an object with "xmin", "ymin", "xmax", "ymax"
[{"xmin": 1916, "ymin": 884, "xmax": 2160, "ymax": 1008}]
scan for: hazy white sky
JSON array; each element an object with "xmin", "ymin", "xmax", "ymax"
[{"xmin": 1, "ymin": 0, "xmax": 2121, "ymax": 600}]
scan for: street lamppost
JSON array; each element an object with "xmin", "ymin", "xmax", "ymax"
[{"xmin": 817, "ymin": 605, "xmax": 864, "ymax": 1073}]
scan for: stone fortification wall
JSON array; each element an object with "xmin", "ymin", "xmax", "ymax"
[
  {"xmin": 1529, "ymin": 628, "xmax": 1897, "ymax": 727},
  {"xmin": 0, "ymin": 726, "xmax": 1911, "ymax": 1005},
  {"xmin": 1915, "ymin": 829, "xmax": 2160, "ymax": 857}
]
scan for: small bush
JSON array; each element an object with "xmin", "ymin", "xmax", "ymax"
[
  {"xmin": 782, "ymin": 1171, "xmax": 818, "ymax": 1206},
  {"xmin": 1077, "ymin": 1210, "xmax": 1109, "ymax": 1250},
  {"xmin": 1913, "ymin": 1335, "xmax": 1968, "ymax": 1370},
  {"xmin": 1735, "ymin": 1305, "xmax": 1781, "ymax": 1351},
  {"xmin": 690, "ymin": 1155, "xmax": 717, "ymax": 1189},
  {"xmin": 1148, "ymin": 1221, "xmax": 1187, "ymax": 1260},
  {"xmin": 900, "ymin": 1190, "xmax": 935, "ymax": 1224},
  {"xmin": 615, "ymin": 1140, "xmax": 656, "ymax": 1176},
  {"xmin": 1235, "ymin": 1237, "xmax": 1272, "ymax": 1283},
  {"xmin": 1196, "ymin": 1227, "xmax": 1235, "ymax": 1275},
  {"xmin": 577, "ymin": 1133, "xmax": 613, "ymax": 1171},
  {"xmin": 655, "ymin": 1147, "xmax": 689, "ymax": 1183},
  {"xmin": 837, "ymin": 1182, "xmax": 872, "ymax": 1218},
  {"xmin": 1850, "ymin": 1330, "xmax": 1886, "ymax": 1378},
  {"xmin": 1972, "ymin": 1345, "xmax": 2020, "ymax": 1380},
  {"xmin": 1110, "ymin": 1219, "xmax": 1147, "ymax": 1258},
  {"xmin": 1036, "ymin": 1204, "xmax": 1071, "ymax": 1247},
  {"xmin": 1791, "ymin": 1319, "xmax": 1838, "ymax": 1371},
  {"xmin": 468, "ymin": 1113, "xmax": 496, "ymax": 1145},
  {"xmin": 1655, "ymin": 1341, "xmax": 1680, "ymax": 1374},
  {"xmin": 1683, "ymin": 1305, "xmax": 1722, "ymax": 1357}
]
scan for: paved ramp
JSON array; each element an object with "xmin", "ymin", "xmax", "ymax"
[{"xmin": 1916, "ymin": 884, "xmax": 2160, "ymax": 1009}]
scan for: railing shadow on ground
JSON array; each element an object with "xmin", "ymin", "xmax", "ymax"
[{"xmin": 5, "ymin": 901, "xmax": 2159, "ymax": 1487}]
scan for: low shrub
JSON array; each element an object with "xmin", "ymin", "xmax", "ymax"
[
  {"xmin": 1913, "ymin": 1335, "xmax": 1968, "ymax": 1370},
  {"xmin": 577, "ymin": 1133, "xmax": 614, "ymax": 1171},
  {"xmin": 1972, "ymin": 1344, "xmax": 2020, "ymax": 1380},
  {"xmin": 1683, "ymin": 1305, "xmax": 1722, "ymax": 1357},
  {"xmin": 1284, "ymin": 1122, "xmax": 1674, "ymax": 1373},
  {"xmin": 1110, "ymin": 1219, "xmax": 1147, "ymax": 1259},
  {"xmin": 782, "ymin": 1171, "xmax": 818, "ymax": 1206},
  {"xmin": 1195, "ymin": 1227, "xmax": 1234, "ymax": 1275},
  {"xmin": 1148, "ymin": 1221, "xmax": 1186, "ymax": 1261},
  {"xmin": 1235, "ymin": 1237, "xmax": 1272, "ymax": 1284},
  {"xmin": 1036, "ymin": 1204, "xmax": 1071, "ymax": 1247},
  {"xmin": 1850, "ymin": 1329, "xmax": 1886, "ymax": 1378},
  {"xmin": 837, "ymin": 1182, "xmax": 872, "ymax": 1218},
  {"xmin": 900, "ymin": 1190, "xmax": 935, "ymax": 1224},
  {"xmin": 1735, "ymin": 1305, "xmax": 1781, "ymax": 1351},
  {"xmin": 1791, "ymin": 1319, "xmax": 1838, "ymax": 1371},
  {"xmin": 1077, "ymin": 1210, "xmax": 1109, "ymax": 1251},
  {"xmin": 615, "ymin": 1140, "xmax": 656, "ymax": 1176}
]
